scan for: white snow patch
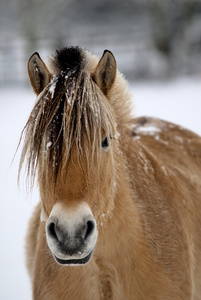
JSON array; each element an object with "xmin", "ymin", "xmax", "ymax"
[
  {"xmin": 136, "ymin": 126, "xmax": 161, "ymax": 136},
  {"xmin": 154, "ymin": 134, "xmax": 169, "ymax": 145},
  {"xmin": 133, "ymin": 135, "xmax": 141, "ymax": 141},
  {"xmin": 46, "ymin": 141, "xmax": 52, "ymax": 148},
  {"xmin": 174, "ymin": 136, "xmax": 183, "ymax": 143},
  {"xmin": 161, "ymin": 166, "xmax": 168, "ymax": 176},
  {"xmin": 144, "ymin": 163, "xmax": 149, "ymax": 174},
  {"xmin": 49, "ymin": 80, "xmax": 57, "ymax": 98},
  {"xmin": 114, "ymin": 131, "xmax": 120, "ymax": 140},
  {"xmin": 66, "ymin": 91, "xmax": 72, "ymax": 105},
  {"xmin": 138, "ymin": 150, "xmax": 149, "ymax": 174},
  {"xmin": 139, "ymin": 150, "xmax": 143, "ymax": 158},
  {"xmin": 159, "ymin": 139, "xmax": 169, "ymax": 146}
]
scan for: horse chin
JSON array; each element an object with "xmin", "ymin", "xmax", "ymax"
[{"xmin": 54, "ymin": 251, "xmax": 93, "ymax": 266}]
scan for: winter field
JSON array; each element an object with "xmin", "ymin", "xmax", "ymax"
[{"xmin": 1, "ymin": 77, "xmax": 201, "ymax": 299}]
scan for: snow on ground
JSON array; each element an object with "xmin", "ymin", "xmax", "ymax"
[{"xmin": 0, "ymin": 77, "xmax": 201, "ymax": 300}]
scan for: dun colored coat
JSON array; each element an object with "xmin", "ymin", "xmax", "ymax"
[{"xmin": 20, "ymin": 46, "xmax": 201, "ymax": 299}]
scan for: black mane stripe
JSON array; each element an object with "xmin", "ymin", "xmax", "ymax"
[{"xmin": 50, "ymin": 46, "xmax": 84, "ymax": 73}]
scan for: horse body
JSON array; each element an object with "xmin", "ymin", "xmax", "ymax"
[{"xmin": 21, "ymin": 46, "xmax": 201, "ymax": 299}]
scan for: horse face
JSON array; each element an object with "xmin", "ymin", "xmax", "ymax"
[
  {"xmin": 23, "ymin": 47, "xmax": 118, "ymax": 265},
  {"xmin": 42, "ymin": 140, "xmax": 114, "ymax": 265}
]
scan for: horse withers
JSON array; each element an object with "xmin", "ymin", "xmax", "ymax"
[{"xmin": 19, "ymin": 46, "xmax": 201, "ymax": 299}]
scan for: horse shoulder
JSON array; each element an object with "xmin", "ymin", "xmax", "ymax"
[{"xmin": 120, "ymin": 117, "xmax": 201, "ymax": 298}]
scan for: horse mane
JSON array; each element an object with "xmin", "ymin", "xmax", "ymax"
[{"xmin": 19, "ymin": 47, "xmax": 119, "ymax": 186}]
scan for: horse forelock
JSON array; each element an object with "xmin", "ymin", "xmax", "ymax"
[
  {"xmin": 48, "ymin": 46, "xmax": 84, "ymax": 75},
  {"xmin": 19, "ymin": 50, "xmax": 117, "ymax": 187}
]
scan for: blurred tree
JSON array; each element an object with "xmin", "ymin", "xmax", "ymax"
[
  {"xmin": 17, "ymin": 0, "xmax": 73, "ymax": 53},
  {"xmin": 149, "ymin": 0, "xmax": 201, "ymax": 57},
  {"xmin": 149, "ymin": 1, "xmax": 180, "ymax": 57},
  {"xmin": 0, "ymin": 0, "xmax": 201, "ymax": 81}
]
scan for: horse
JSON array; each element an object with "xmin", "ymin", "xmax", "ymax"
[{"xmin": 19, "ymin": 46, "xmax": 201, "ymax": 299}]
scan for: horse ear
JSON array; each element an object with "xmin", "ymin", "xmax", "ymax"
[
  {"xmin": 28, "ymin": 52, "xmax": 51, "ymax": 95},
  {"xmin": 93, "ymin": 50, "xmax": 116, "ymax": 95}
]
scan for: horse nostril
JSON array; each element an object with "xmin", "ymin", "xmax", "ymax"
[
  {"xmin": 47, "ymin": 220, "xmax": 59, "ymax": 242},
  {"xmin": 84, "ymin": 220, "xmax": 95, "ymax": 241}
]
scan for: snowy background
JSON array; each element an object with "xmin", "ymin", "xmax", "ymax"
[
  {"xmin": 1, "ymin": 0, "xmax": 201, "ymax": 299},
  {"xmin": 0, "ymin": 77, "xmax": 201, "ymax": 300}
]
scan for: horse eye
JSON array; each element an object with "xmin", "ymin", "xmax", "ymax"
[{"xmin": 102, "ymin": 137, "xmax": 109, "ymax": 150}]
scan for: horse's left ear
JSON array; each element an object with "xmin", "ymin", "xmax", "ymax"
[
  {"xmin": 92, "ymin": 50, "xmax": 116, "ymax": 95},
  {"xmin": 28, "ymin": 52, "xmax": 51, "ymax": 95}
]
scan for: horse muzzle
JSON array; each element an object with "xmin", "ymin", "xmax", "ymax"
[{"xmin": 45, "ymin": 203, "xmax": 98, "ymax": 265}]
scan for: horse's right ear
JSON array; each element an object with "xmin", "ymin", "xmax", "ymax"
[{"xmin": 28, "ymin": 52, "xmax": 51, "ymax": 95}]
